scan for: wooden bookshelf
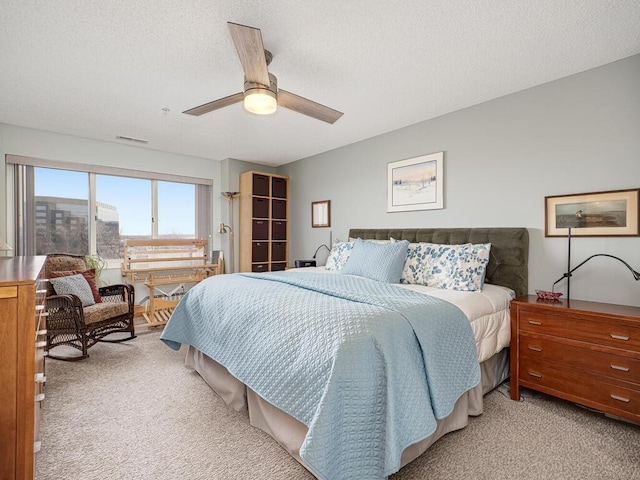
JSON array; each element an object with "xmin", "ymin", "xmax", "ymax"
[{"xmin": 239, "ymin": 171, "xmax": 289, "ymax": 272}]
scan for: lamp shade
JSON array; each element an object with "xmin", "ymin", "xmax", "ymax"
[{"xmin": 244, "ymin": 88, "xmax": 277, "ymax": 115}]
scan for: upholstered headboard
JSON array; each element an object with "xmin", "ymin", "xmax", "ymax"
[{"xmin": 348, "ymin": 228, "xmax": 529, "ymax": 298}]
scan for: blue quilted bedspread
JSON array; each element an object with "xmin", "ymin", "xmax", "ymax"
[{"xmin": 161, "ymin": 272, "xmax": 480, "ymax": 480}]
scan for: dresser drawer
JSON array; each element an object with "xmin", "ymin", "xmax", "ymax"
[
  {"xmin": 35, "ymin": 306, "xmax": 47, "ymax": 336},
  {"xmin": 35, "ymin": 332, "xmax": 46, "ymax": 382},
  {"xmin": 519, "ymin": 335, "xmax": 640, "ymax": 385},
  {"xmin": 520, "ymin": 357, "xmax": 640, "ymax": 417},
  {"xmin": 519, "ymin": 310, "xmax": 640, "ymax": 352},
  {"xmin": 36, "ymin": 279, "xmax": 48, "ymax": 306}
]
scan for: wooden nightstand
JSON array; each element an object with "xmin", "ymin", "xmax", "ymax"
[
  {"xmin": 510, "ymin": 295, "xmax": 640, "ymax": 424},
  {"xmin": 294, "ymin": 260, "xmax": 316, "ymax": 268}
]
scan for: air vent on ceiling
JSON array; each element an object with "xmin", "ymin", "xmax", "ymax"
[{"xmin": 116, "ymin": 135, "xmax": 149, "ymax": 144}]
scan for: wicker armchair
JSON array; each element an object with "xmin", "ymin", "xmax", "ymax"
[{"xmin": 45, "ymin": 253, "xmax": 136, "ymax": 361}]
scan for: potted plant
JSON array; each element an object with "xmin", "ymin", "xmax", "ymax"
[{"xmin": 85, "ymin": 254, "xmax": 107, "ymax": 286}]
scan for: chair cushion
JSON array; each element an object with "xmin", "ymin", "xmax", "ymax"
[
  {"xmin": 83, "ymin": 301, "xmax": 129, "ymax": 325},
  {"xmin": 50, "ymin": 274, "xmax": 96, "ymax": 307},
  {"xmin": 50, "ymin": 269, "xmax": 102, "ymax": 303},
  {"xmin": 45, "ymin": 255, "xmax": 88, "ymax": 295},
  {"xmin": 46, "ymin": 255, "xmax": 87, "ymax": 275}
]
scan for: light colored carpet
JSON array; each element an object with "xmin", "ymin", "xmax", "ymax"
[{"xmin": 37, "ymin": 330, "xmax": 640, "ymax": 480}]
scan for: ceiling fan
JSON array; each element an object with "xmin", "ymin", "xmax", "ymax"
[{"xmin": 183, "ymin": 22, "xmax": 343, "ymax": 124}]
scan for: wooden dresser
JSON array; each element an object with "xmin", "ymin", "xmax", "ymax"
[
  {"xmin": 0, "ymin": 256, "xmax": 47, "ymax": 480},
  {"xmin": 510, "ymin": 295, "xmax": 640, "ymax": 424},
  {"xmin": 239, "ymin": 171, "xmax": 289, "ymax": 272}
]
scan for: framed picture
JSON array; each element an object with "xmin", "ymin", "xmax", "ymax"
[
  {"xmin": 545, "ymin": 188, "xmax": 640, "ymax": 237},
  {"xmin": 311, "ymin": 200, "xmax": 331, "ymax": 228},
  {"xmin": 387, "ymin": 152, "xmax": 444, "ymax": 212}
]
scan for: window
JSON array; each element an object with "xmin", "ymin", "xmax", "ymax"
[
  {"xmin": 34, "ymin": 168, "xmax": 89, "ymax": 255},
  {"xmin": 10, "ymin": 157, "xmax": 212, "ymax": 260},
  {"xmin": 158, "ymin": 181, "xmax": 195, "ymax": 238},
  {"xmin": 96, "ymin": 175, "xmax": 152, "ymax": 259}
]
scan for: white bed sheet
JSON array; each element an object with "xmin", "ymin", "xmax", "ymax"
[{"xmin": 289, "ymin": 266, "xmax": 514, "ymax": 363}]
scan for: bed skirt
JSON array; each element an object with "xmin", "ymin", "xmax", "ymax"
[{"xmin": 185, "ymin": 346, "xmax": 509, "ymax": 476}]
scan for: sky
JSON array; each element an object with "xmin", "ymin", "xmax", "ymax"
[{"xmin": 35, "ymin": 167, "xmax": 195, "ymax": 235}]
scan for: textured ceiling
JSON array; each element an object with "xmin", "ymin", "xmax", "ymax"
[{"xmin": 1, "ymin": 1, "xmax": 640, "ymax": 166}]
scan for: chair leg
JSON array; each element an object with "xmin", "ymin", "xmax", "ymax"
[{"xmin": 81, "ymin": 333, "xmax": 89, "ymax": 358}]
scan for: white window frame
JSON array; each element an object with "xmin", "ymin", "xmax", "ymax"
[{"xmin": 7, "ymin": 155, "xmax": 212, "ymax": 264}]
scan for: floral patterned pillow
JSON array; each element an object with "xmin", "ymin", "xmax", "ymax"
[
  {"xmin": 400, "ymin": 242, "xmax": 431, "ymax": 284},
  {"xmin": 400, "ymin": 242, "xmax": 491, "ymax": 291},
  {"xmin": 325, "ymin": 240, "xmax": 354, "ymax": 271}
]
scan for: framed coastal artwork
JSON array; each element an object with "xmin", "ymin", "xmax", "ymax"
[
  {"xmin": 545, "ymin": 188, "xmax": 640, "ymax": 237},
  {"xmin": 387, "ymin": 152, "xmax": 444, "ymax": 212}
]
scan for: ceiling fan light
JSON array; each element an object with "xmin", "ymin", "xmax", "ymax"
[{"xmin": 244, "ymin": 88, "xmax": 277, "ymax": 115}]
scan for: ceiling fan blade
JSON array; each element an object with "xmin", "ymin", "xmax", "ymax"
[
  {"xmin": 183, "ymin": 92, "xmax": 244, "ymax": 116},
  {"xmin": 278, "ymin": 90, "xmax": 343, "ymax": 124},
  {"xmin": 227, "ymin": 22, "xmax": 270, "ymax": 86}
]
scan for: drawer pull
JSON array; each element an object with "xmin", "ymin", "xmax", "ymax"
[
  {"xmin": 35, "ymin": 373, "xmax": 47, "ymax": 383},
  {"xmin": 610, "ymin": 364, "xmax": 630, "ymax": 372},
  {"xmin": 34, "ymin": 441, "xmax": 42, "ymax": 453},
  {"xmin": 610, "ymin": 334, "xmax": 630, "ymax": 341},
  {"xmin": 528, "ymin": 320, "xmax": 542, "ymax": 325},
  {"xmin": 35, "ymin": 393, "xmax": 45, "ymax": 402},
  {"xmin": 37, "ymin": 289, "xmax": 48, "ymax": 294},
  {"xmin": 610, "ymin": 394, "xmax": 630, "ymax": 403},
  {"xmin": 527, "ymin": 371, "xmax": 542, "ymax": 378},
  {"xmin": 35, "ymin": 341, "xmax": 47, "ymax": 348},
  {"xmin": 37, "ymin": 329, "xmax": 48, "ymax": 336},
  {"xmin": 528, "ymin": 346, "xmax": 542, "ymax": 352},
  {"xmin": 35, "ymin": 304, "xmax": 45, "ymax": 312}
]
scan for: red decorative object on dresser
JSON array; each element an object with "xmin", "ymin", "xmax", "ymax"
[{"xmin": 510, "ymin": 296, "xmax": 640, "ymax": 424}]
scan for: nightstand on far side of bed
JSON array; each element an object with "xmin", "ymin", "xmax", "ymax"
[
  {"xmin": 510, "ymin": 295, "xmax": 640, "ymax": 424},
  {"xmin": 294, "ymin": 260, "xmax": 316, "ymax": 268}
]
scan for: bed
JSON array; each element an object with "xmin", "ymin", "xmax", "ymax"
[{"xmin": 160, "ymin": 227, "xmax": 529, "ymax": 480}]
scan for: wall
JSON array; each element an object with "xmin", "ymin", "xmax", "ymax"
[
  {"xmin": 219, "ymin": 158, "xmax": 276, "ymax": 272},
  {"xmin": 279, "ymin": 54, "xmax": 640, "ymax": 306}
]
